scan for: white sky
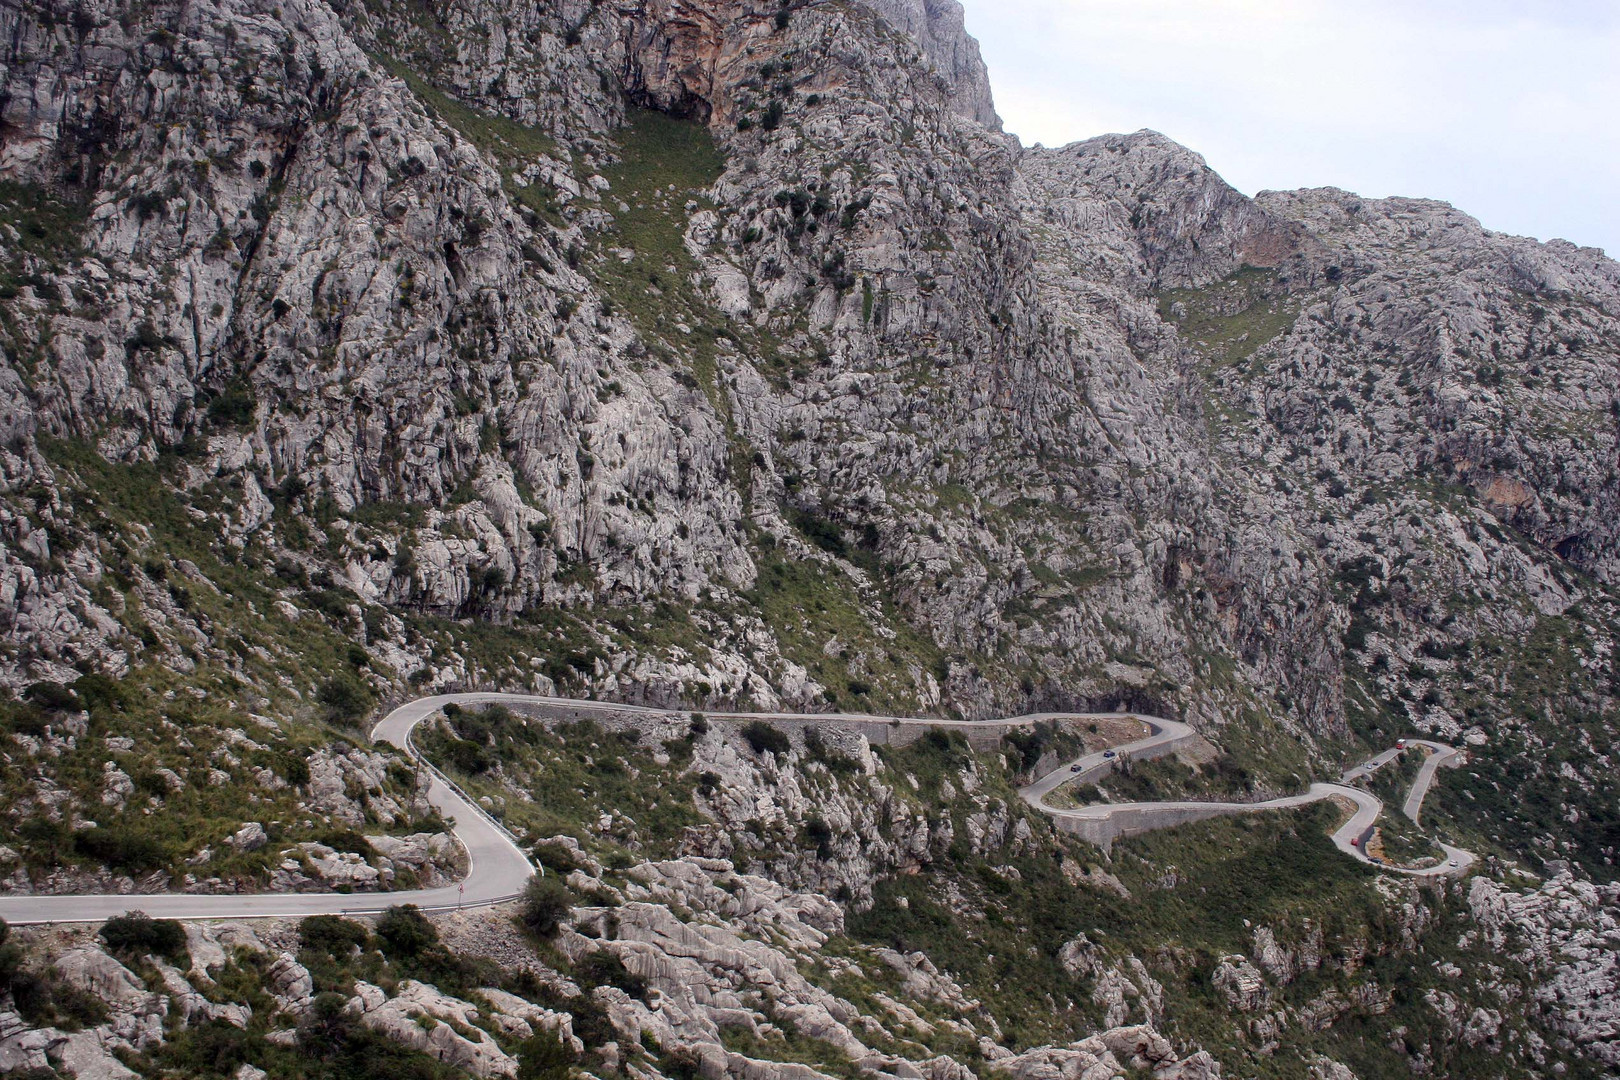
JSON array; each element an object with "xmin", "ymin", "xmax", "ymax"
[{"xmin": 959, "ymin": 0, "xmax": 1620, "ymax": 256}]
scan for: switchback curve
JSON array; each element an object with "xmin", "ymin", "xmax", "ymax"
[{"xmin": 0, "ymin": 694, "xmax": 1471, "ymax": 924}]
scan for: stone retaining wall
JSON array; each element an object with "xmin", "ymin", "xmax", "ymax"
[{"xmin": 1049, "ymin": 803, "xmax": 1256, "ymax": 851}]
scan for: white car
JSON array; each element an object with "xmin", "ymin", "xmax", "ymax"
[{"xmin": 1448, "ymin": 859, "xmax": 1458, "ymax": 868}]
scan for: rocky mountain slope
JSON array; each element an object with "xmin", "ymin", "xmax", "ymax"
[
  {"xmin": 5, "ymin": 712, "xmax": 1616, "ymax": 1080},
  {"xmin": 0, "ymin": 0, "xmax": 1619, "ymax": 1075}
]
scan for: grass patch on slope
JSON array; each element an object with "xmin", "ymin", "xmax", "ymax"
[
  {"xmin": 416, "ymin": 710, "xmax": 704, "ymax": 862},
  {"xmin": 1157, "ymin": 265, "xmax": 1302, "ymax": 372},
  {"xmin": 0, "ymin": 440, "xmax": 435, "ymax": 881},
  {"xmin": 590, "ymin": 108, "xmax": 730, "ymax": 403},
  {"xmin": 740, "ymin": 546, "xmax": 946, "ymax": 713}
]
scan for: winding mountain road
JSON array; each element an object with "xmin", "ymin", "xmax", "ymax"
[
  {"xmin": 0, "ymin": 696, "xmax": 536, "ymax": 926},
  {"xmin": 1026, "ymin": 729, "xmax": 1474, "ymax": 877},
  {"xmin": 0, "ymin": 694, "xmax": 1472, "ymax": 925}
]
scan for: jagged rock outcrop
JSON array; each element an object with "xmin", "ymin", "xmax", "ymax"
[
  {"xmin": 1467, "ymin": 871, "xmax": 1620, "ymax": 1066},
  {"xmin": 859, "ymin": 0, "xmax": 1000, "ymax": 129},
  {"xmin": 0, "ymin": 861, "xmax": 1229, "ymax": 1080}
]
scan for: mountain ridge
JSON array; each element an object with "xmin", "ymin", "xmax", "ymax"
[{"xmin": 0, "ymin": 1, "xmax": 1618, "ymax": 1074}]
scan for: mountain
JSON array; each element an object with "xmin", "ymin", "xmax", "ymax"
[{"xmin": 0, "ymin": 0, "xmax": 1618, "ymax": 1077}]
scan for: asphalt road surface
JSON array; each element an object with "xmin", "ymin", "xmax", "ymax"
[
  {"xmin": 0, "ymin": 696, "xmax": 535, "ymax": 926},
  {"xmin": 1024, "ymin": 728, "xmax": 1474, "ymax": 878},
  {"xmin": 0, "ymin": 694, "xmax": 1473, "ymax": 924}
]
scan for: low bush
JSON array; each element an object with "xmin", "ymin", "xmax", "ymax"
[
  {"xmin": 375, "ymin": 905, "xmax": 438, "ymax": 958},
  {"xmin": 804, "ymin": 729, "xmax": 859, "ymax": 774},
  {"xmin": 530, "ymin": 840, "xmax": 580, "ymax": 875},
  {"xmin": 574, "ymin": 950, "xmax": 648, "ymax": 1000},
  {"xmin": 0, "ymin": 917, "xmax": 20, "ymax": 986},
  {"xmin": 314, "ymin": 828, "xmax": 376, "ymax": 856},
  {"xmin": 741, "ymin": 720, "xmax": 790, "ymax": 756},
  {"xmin": 299, "ymin": 914, "xmax": 370, "ymax": 959},
  {"xmin": 518, "ymin": 1031, "xmax": 577, "ymax": 1080},
  {"xmin": 317, "ymin": 675, "xmax": 373, "ymax": 722},
  {"xmin": 99, "ymin": 911, "xmax": 188, "ymax": 962},
  {"xmin": 75, "ymin": 824, "xmax": 169, "ymax": 874},
  {"xmin": 519, "ymin": 875, "xmax": 575, "ymax": 938},
  {"xmin": 11, "ymin": 968, "xmax": 109, "ymax": 1030},
  {"xmin": 24, "ymin": 681, "xmax": 81, "ymax": 713}
]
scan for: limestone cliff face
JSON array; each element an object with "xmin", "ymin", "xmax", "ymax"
[
  {"xmin": 0, "ymin": 0, "xmax": 1617, "ymax": 839},
  {"xmin": 859, "ymin": 0, "xmax": 1001, "ymax": 129}
]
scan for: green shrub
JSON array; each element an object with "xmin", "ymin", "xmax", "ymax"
[
  {"xmin": 518, "ymin": 875, "xmax": 574, "ymax": 938},
  {"xmin": 314, "ymin": 828, "xmax": 376, "ymax": 856},
  {"xmin": 99, "ymin": 911, "xmax": 187, "ymax": 962},
  {"xmin": 169, "ymin": 1017, "xmax": 254, "ymax": 1074},
  {"xmin": 299, "ymin": 915, "xmax": 370, "ymax": 959},
  {"xmin": 805, "ymin": 817, "xmax": 833, "ymax": 859},
  {"xmin": 75, "ymin": 826, "xmax": 169, "ymax": 874},
  {"xmin": 17, "ymin": 818, "xmax": 69, "ymax": 864},
  {"xmin": 791, "ymin": 509, "xmax": 846, "ymax": 557},
  {"xmin": 0, "ymin": 917, "xmax": 20, "ymax": 986},
  {"xmin": 24, "ymin": 681, "xmax": 81, "ymax": 712},
  {"xmin": 804, "ymin": 729, "xmax": 859, "ymax": 774},
  {"xmin": 657, "ymin": 1047, "xmax": 703, "ymax": 1080},
  {"xmin": 518, "ymin": 1031, "xmax": 577, "ymax": 1080},
  {"xmin": 530, "ymin": 840, "xmax": 580, "ymax": 875},
  {"xmin": 375, "ymin": 905, "xmax": 438, "ymax": 958},
  {"xmin": 574, "ymin": 950, "xmax": 647, "ymax": 1000},
  {"xmin": 298, "ymin": 990, "xmax": 357, "ymax": 1051},
  {"xmin": 284, "ymin": 753, "xmax": 311, "ymax": 788},
  {"xmin": 741, "ymin": 720, "xmax": 790, "ymax": 756},
  {"xmin": 204, "ymin": 380, "xmax": 257, "ymax": 429},
  {"xmin": 11, "ymin": 969, "xmax": 108, "ymax": 1030},
  {"xmin": 70, "ymin": 673, "xmax": 127, "ymax": 713},
  {"xmin": 444, "ymin": 736, "xmax": 492, "ymax": 774},
  {"xmin": 3, "ymin": 704, "xmax": 50, "ymax": 737},
  {"xmin": 317, "ymin": 675, "xmax": 373, "ymax": 721}
]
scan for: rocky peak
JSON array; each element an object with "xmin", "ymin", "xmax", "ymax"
[
  {"xmin": 1019, "ymin": 129, "xmax": 1316, "ymax": 290},
  {"xmin": 858, "ymin": 0, "xmax": 1001, "ymax": 129}
]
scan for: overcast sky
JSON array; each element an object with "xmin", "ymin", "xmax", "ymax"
[{"xmin": 959, "ymin": 0, "xmax": 1620, "ymax": 257}]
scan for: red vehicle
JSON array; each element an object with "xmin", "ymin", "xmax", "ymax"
[{"xmin": 1396, "ymin": 739, "xmax": 1407, "ymax": 750}]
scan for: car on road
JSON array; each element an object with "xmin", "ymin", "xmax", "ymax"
[
  {"xmin": 1350, "ymin": 837, "xmax": 1359, "ymax": 846},
  {"xmin": 1069, "ymin": 762, "xmax": 1085, "ymax": 772},
  {"xmin": 1396, "ymin": 739, "xmax": 1407, "ymax": 749},
  {"xmin": 1102, "ymin": 750, "xmax": 1117, "ymax": 759},
  {"xmin": 1365, "ymin": 761, "xmax": 1376, "ymax": 770},
  {"xmin": 1448, "ymin": 859, "xmax": 1458, "ymax": 867}
]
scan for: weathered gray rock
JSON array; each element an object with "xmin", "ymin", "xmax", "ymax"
[
  {"xmin": 346, "ymin": 979, "xmax": 517, "ymax": 1078},
  {"xmin": 1212, "ymin": 955, "xmax": 1270, "ymax": 1013},
  {"xmin": 859, "ymin": 0, "xmax": 1000, "ymax": 129},
  {"xmin": 264, "ymin": 953, "xmax": 315, "ymax": 1016},
  {"xmin": 229, "ymin": 823, "xmax": 268, "ymax": 852},
  {"xmin": 1467, "ymin": 871, "xmax": 1620, "ymax": 1065},
  {"xmin": 0, "ymin": 0, "xmax": 1615, "ymax": 1070}
]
